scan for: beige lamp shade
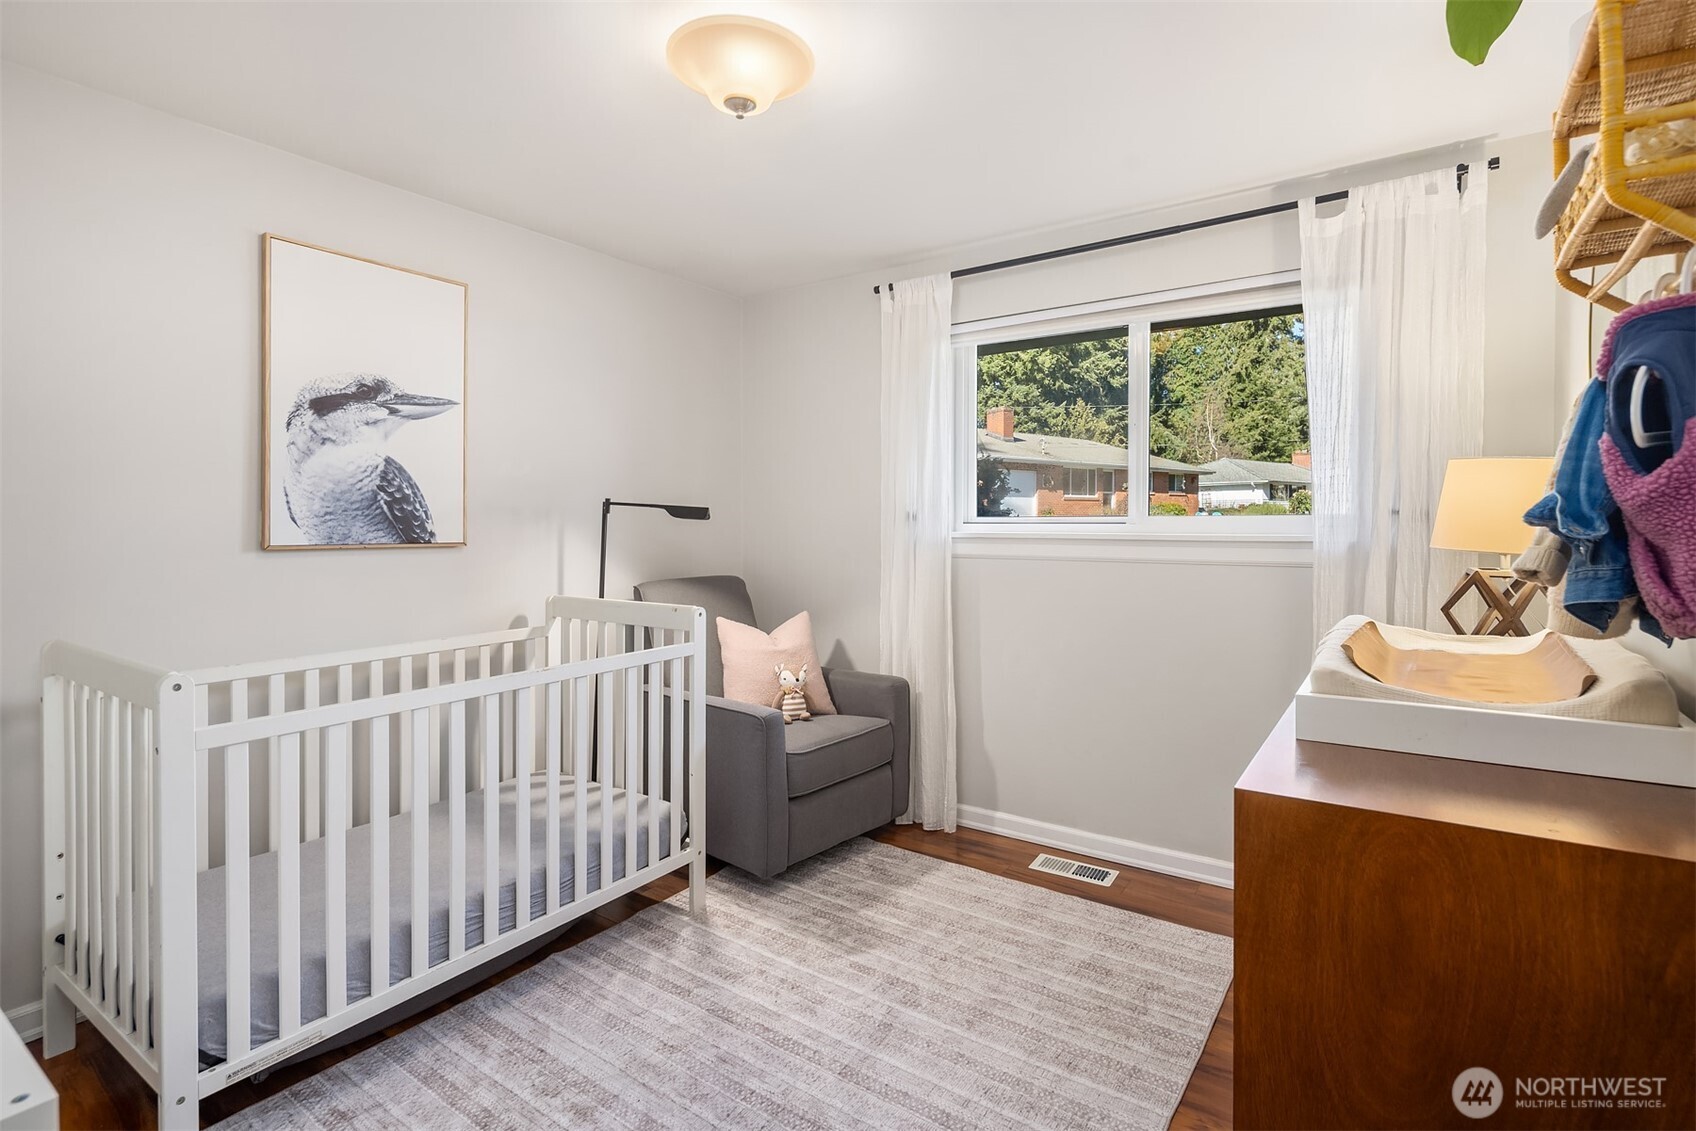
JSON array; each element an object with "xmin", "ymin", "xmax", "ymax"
[
  {"xmin": 1430, "ymin": 457, "xmax": 1555, "ymax": 555},
  {"xmin": 666, "ymin": 15, "xmax": 814, "ymax": 119}
]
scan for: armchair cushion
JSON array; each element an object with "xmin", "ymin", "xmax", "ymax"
[
  {"xmin": 784, "ymin": 715, "xmax": 892, "ymax": 798},
  {"xmin": 823, "ymin": 668, "xmax": 911, "ymax": 823}
]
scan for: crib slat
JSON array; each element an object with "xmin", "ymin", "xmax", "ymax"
[
  {"xmin": 545, "ymin": 681, "xmax": 561, "ymax": 915},
  {"xmin": 515, "ymin": 686, "xmax": 532, "ymax": 927},
  {"xmin": 370, "ymin": 659, "xmax": 386, "ymax": 799},
  {"xmin": 325, "ymin": 722, "xmax": 348, "ymax": 1014},
  {"xmin": 501, "ymin": 642, "xmax": 515, "ymax": 781},
  {"xmin": 625, "ymin": 665, "xmax": 639, "ymax": 879},
  {"xmin": 369, "ymin": 714, "xmax": 389, "ymax": 995},
  {"xmin": 398, "ymin": 659, "xmax": 414, "ymax": 815},
  {"xmin": 116, "ymin": 700, "xmax": 133, "ymax": 1029},
  {"xmin": 482, "ymin": 694, "xmax": 498, "ymax": 942},
  {"xmin": 66, "ymin": 683, "xmax": 81, "ymax": 982},
  {"xmin": 440, "ymin": 651, "xmax": 454, "ymax": 800},
  {"xmin": 410, "ymin": 708, "xmax": 429, "ymax": 979},
  {"xmin": 572, "ymin": 677, "xmax": 590, "ymax": 900},
  {"xmin": 133, "ymin": 706, "xmax": 152, "ymax": 1047},
  {"xmin": 668, "ymin": 653, "xmax": 683, "ymax": 859},
  {"xmin": 267, "ymin": 673, "xmax": 284, "ymax": 852},
  {"xmin": 103, "ymin": 694, "xmax": 118, "ymax": 1016},
  {"xmin": 304, "ymin": 670, "xmax": 321, "ymax": 840},
  {"xmin": 78, "ymin": 685, "xmax": 92, "ymax": 984},
  {"xmin": 226, "ymin": 682, "xmax": 251, "ymax": 1059},
  {"xmin": 448, "ymin": 700, "xmax": 466, "ymax": 959},
  {"xmin": 278, "ymin": 732, "xmax": 301, "ymax": 1036},
  {"xmin": 646, "ymin": 661, "xmax": 662, "ymax": 870},
  {"xmin": 88, "ymin": 689, "xmax": 102, "ymax": 989},
  {"xmin": 473, "ymin": 657, "xmax": 487, "ymax": 793},
  {"xmin": 338, "ymin": 665, "xmax": 354, "ymax": 803},
  {"xmin": 431, "ymin": 654, "xmax": 446, "ymax": 804},
  {"xmin": 599, "ymin": 626, "xmax": 614, "ymax": 889},
  {"xmin": 195, "ymin": 688, "xmax": 209, "ymax": 872}
]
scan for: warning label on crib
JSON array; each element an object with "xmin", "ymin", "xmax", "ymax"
[{"xmin": 224, "ymin": 1024, "xmax": 330, "ymax": 1084}]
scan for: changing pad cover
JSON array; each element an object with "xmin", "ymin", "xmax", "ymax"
[{"xmin": 1310, "ymin": 615, "xmax": 1681, "ymax": 726}]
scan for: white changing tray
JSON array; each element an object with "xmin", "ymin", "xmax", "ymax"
[{"xmin": 1294, "ymin": 676, "xmax": 1696, "ymax": 788}]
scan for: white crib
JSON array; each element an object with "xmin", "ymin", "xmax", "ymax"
[{"xmin": 38, "ymin": 596, "xmax": 707, "ymax": 1130}]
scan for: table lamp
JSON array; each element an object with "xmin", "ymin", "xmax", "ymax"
[{"xmin": 1429, "ymin": 457, "xmax": 1555, "ymax": 636}]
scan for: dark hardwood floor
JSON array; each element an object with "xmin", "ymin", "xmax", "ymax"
[{"xmin": 30, "ymin": 826, "xmax": 1234, "ymax": 1130}]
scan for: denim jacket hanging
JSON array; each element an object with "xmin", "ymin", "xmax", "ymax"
[
  {"xmin": 1522, "ymin": 291, "xmax": 1690, "ymax": 644},
  {"xmin": 1523, "ymin": 379, "xmax": 1653, "ymax": 636}
]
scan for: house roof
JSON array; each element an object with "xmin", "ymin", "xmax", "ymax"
[
  {"xmin": 978, "ymin": 430, "xmax": 1211, "ymax": 475},
  {"xmin": 1200, "ymin": 457, "xmax": 1312, "ymax": 488}
]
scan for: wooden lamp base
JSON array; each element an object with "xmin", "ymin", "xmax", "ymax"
[{"xmin": 1440, "ymin": 567, "xmax": 1539, "ymax": 636}]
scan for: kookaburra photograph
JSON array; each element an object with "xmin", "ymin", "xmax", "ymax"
[{"xmin": 263, "ymin": 235, "xmax": 467, "ymax": 549}]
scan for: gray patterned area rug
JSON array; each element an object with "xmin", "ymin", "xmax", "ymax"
[{"xmin": 215, "ymin": 838, "xmax": 1233, "ymax": 1131}]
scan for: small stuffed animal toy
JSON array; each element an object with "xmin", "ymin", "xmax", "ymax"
[{"xmin": 773, "ymin": 664, "xmax": 812, "ymax": 723}]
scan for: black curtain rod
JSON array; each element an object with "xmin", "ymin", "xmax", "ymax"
[{"xmin": 873, "ymin": 157, "xmax": 1499, "ymax": 295}]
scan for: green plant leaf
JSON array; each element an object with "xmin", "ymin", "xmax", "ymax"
[{"xmin": 1447, "ymin": 0, "xmax": 1523, "ymax": 66}]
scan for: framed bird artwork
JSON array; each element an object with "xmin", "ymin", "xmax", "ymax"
[{"xmin": 262, "ymin": 234, "xmax": 467, "ymax": 549}]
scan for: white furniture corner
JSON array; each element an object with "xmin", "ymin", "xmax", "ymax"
[{"xmin": 1, "ymin": 1008, "xmax": 57, "ymax": 1131}]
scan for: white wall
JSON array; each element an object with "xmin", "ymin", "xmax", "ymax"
[
  {"xmin": 741, "ymin": 131, "xmax": 1604, "ymax": 878},
  {"xmin": 0, "ymin": 65, "xmax": 746, "ymax": 1014}
]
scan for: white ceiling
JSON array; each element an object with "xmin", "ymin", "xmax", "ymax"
[{"xmin": 2, "ymin": 1, "xmax": 1588, "ymax": 294}]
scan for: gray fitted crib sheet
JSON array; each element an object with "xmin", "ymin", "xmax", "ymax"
[{"xmin": 196, "ymin": 774, "xmax": 676, "ymax": 1062}]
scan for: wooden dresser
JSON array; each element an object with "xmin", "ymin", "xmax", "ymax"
[{"xmin": 1235, "ymin": 706, "xmax": 1695, "ymax": 1130}]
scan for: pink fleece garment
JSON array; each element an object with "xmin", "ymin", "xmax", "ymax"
[{"xmin": 1600, "ymin": 417, "xmax": 1696, "ymax": 639}]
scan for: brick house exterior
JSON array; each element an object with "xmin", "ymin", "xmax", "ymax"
[{"xmin": 978, "ymin": 407, "xmax": 1210, "ymax": 517}]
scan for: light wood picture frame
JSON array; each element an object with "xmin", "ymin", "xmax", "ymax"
[{"xmin": 262, "ymin": 234, "xmax": 467, "ymax": 550}]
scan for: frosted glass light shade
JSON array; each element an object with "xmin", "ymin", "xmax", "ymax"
[
  {"xmin": 666, "ymin": 15, "xmax": 814, "ymax": 119},
  {"xmin": 1430, "ymin": 458, "xmax": 1556, "ymax": 555}
]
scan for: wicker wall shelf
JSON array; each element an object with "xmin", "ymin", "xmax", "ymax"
[{"xmin": 1553, "ymin": 0, "xmax": 1696, "ymax": 311}]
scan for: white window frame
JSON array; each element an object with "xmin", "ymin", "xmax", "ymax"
[{"xmin": 955, "ymin": 271, "xmax": 1311, "ymax": 541}]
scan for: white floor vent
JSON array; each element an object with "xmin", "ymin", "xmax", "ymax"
[{"xmin": 1029, "ymin": 853, "xmax": 1118, "ymax": 887}]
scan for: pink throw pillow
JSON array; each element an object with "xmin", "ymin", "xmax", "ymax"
[{"xmin": 718, "ymin": 612, "xmax": 837, "ymax": 716}]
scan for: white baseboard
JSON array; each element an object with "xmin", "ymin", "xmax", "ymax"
[
  {"xmin": 6, "ymin": 1000, "xmax": 43, "ymax": 1043},
  {"xmin": 955, "ymin": 805, "xmax": 1234, "ymax": 888}
]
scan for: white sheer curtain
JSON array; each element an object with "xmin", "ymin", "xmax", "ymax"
[
  {"xmin": 1299, "ymin": 168, "xmax": 1488, "ymax": 639},
  {"xmin": 879, "ymin": 274, "xmax": 958, "ymax": 831}
]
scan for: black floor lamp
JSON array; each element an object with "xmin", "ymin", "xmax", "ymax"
[{"xmin": 598, "ymin": 498, "xmax": 711, "ymax": 598}]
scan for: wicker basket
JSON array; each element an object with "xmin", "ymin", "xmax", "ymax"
[{"xmin": 1552, "ymin": 0, "xmax": 1696, "ymax": 310}]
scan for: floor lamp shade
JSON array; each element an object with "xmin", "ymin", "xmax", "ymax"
[{"xmin": 1430, "ymin": 458, "xmax": 1555, "ymax": 557}]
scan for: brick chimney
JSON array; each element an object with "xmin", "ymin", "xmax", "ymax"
[
  {"xmin": 1291, "ymin": 449, "xmax": 1311, "ymax": 469},
  {"xmin": 986, "ymin": 406, "xmax": 1015, "ymax": 439}
]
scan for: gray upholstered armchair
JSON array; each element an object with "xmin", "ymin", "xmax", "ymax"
[{"xmin": 634, "ymin": 575, "xmax": 910, "ymax": 880}]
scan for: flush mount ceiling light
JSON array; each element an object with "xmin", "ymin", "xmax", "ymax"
[{"xmin": 666, "ymin": 14, "xmax": 814, "ymax": 120}]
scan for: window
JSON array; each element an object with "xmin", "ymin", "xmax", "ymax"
[
  {"xmin": 974, "ymin": 325, "xmax": 1129, "ymax": 519},
  {"xmin": 1150, "ymin": 305, "xmax": 1307, "ymax": 520},
  {"xmin": 962, "ymin": 276, "xmax": 1311, "ymax": 535},
  {"xmin": 1065, "ymin": 468, "xmax": 1100, "ymax": 498}
]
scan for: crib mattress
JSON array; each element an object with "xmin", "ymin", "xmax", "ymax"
[{"xmin": 196, "ymin": 775, "xmax": 676, "ymax": 1062}]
